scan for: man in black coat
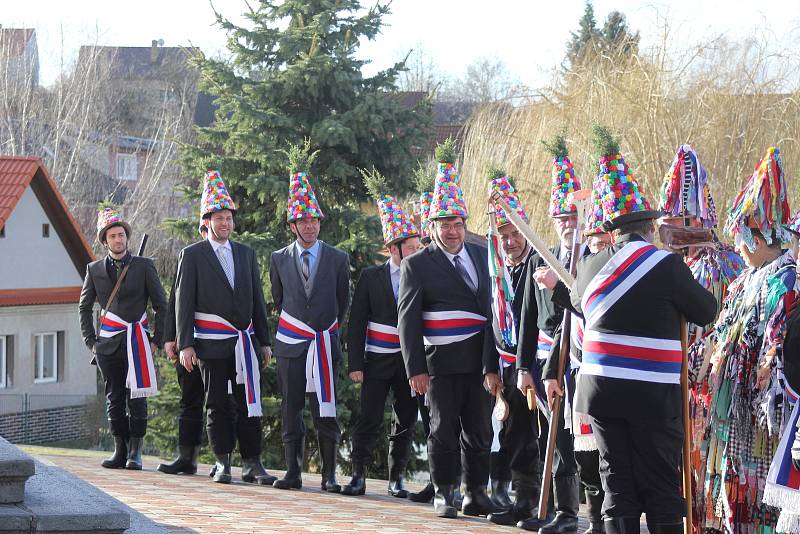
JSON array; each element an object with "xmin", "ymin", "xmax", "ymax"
[
  {"xmin": 398, "ymin": 210, "xmax": 500, "ymax": 519},
  {"xmin": 176, "ymin": 172, "xmax": 273, "ymax": 484},
  {"xmin": 79, "ymin": 207, "xmax": 167, "ymax": 470}
]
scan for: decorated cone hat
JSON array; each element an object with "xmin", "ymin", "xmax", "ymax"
[
  {"xmin": 285, "ymin": 140, "xmax": 324, "ymax": 222},
  {"xmin": 413, "ymin": 162, "xmax": 436, "ymax": 240},
  {"xmin": 590, "ymin": 124, "xmax": 660, "ymax": 231},
  {"xmin": 584, "ymin": 176, "xmax": 613, "ymax": 236},
  {"xmin": 362, "ymin": 168, "xmax": 419, "ymax": 246},
  {"xmin": 659, "ymin": 144, "xmax": 717, "ymax": 228},
  {"xmin": 96, "ymin": 205, "xmax": 131, "ymax": 243},
  {"xmin": 417, "ymin": 191, "xmax": 433, "ymax": 239},
  {"xmin": 429, "ymin": 138, "xmax": 468, "ymax": 220},
  {"xmin": 488, "ymin": 166, "xmax": 528, "ymax": 228},
  {"xmin": 200, "ymin": 170, "xmax": 236, "ymax": 217},
  {"xmin": 543, "ymin": 133, "xmax": 582, "ymax": 217},
  {"xmin": 724, "ymin": 146, "xmax": 790, "ymax": 248}
]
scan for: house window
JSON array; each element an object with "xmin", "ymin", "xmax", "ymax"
[
  {"xmin": 0, "ymin": 336, "xmax": 7, "ymax": 388},
  {"xmin": 42, "ymin": 223, "xmax": 50, "ymax": 238},
  {"xmin": 34, "ymin": 332, "xmax": 58, "ymax": 384},
  {"xmin": 116, "ymin": 153, "xmax": 138, "ymax": 181}
]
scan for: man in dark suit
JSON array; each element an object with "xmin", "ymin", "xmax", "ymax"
[
  {"xmin": 270, "ymin": 170, "xmax": 350, "ymax": 492},
  {"xmin": 79, "ymin": 207, "xmax": 167, "ymax": 470},
  {"xmin": 399, "ymin": 204, "xmax": 500, "ymax": 518},
  {"xmin": 341, "ymin": 195, "xmax": 421, "ymax": 497},
  {"xmin": 175, "ymin": 171, "xmax": 273, "ymax": 484}
]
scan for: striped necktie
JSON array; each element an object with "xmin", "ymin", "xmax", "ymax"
[{"xmin": 216, "ymin": 247, "xmax": 234, "ymax": 288}]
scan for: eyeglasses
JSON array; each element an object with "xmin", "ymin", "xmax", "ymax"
[{"xmin": 438, "ymin": 223, "xmax": 465, "ymax": 232}]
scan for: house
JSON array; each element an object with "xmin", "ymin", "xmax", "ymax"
[
  {"xmin": 0, "ymin": 156, "xmax": 96, "ymax": 443},
  {"xmin": 0, "ymin": 27, "xmax": 39, "ymax": 87}
]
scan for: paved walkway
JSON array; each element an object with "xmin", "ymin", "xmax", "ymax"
[{"xmin": 23, "ymin": 446, "xmax": 592, "ymax": 533}]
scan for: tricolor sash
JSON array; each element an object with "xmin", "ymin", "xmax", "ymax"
[
  {"xmin": 365, "ymin": 322, "xmax": 400, "ymax": 354},
  {"xmin": 275, "ymin": 311, "xmax": 338, "ymax": 418},
  {"xmin": 581, "ymin": 330, "xmax": 682, "ymax": 384},
  {"xmin": 764, "ymin": 400, "xmax": 800, "ymax": 533},
  {"xmin": 193, "ymin": 312, "xmax": 262, "ymax": 417},
  {"xmin": 422, "ymin": 310, "xmax": 486, "ymax": 346},
  {"xmin": 99, "ymin": 311, "xmax": 158, "ymax": 398},
  {"xmin": 570, "ymin": 314, "xmax": 584, "ymax": 368},
  {"xmin": 536, "ymin": 331, "xmax": 554, "ymax": 360},
  {"xmin": 497, "ymin": 345, "xmax": 516, "ymax": 370}
]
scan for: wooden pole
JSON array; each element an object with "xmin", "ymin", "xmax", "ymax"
[{"xmin": 680, "ymin": 318, "xmax": 693, "ymax": 534}]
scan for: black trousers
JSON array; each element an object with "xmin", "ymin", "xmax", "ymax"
[
  {"xmin": 492, "ymin": 365, "xmax": 540, "ymax": 481},
  {"xmin": 576, "ymin": 450, "xmax": 602, "ymax": 496},
  {"xmin": 175, "ymin": 362, "xmax": 205, "ymax": 447},
  {"xmin": 198, "ymin": 357, "xmax": 262, "ymax": 457},
  {"xmin": 276, "ymin": 355, "xmax": 341, "ymax": 444},
  {"xmin": 351, "ymin": 356, "xmax": 418, "ymax": 467},
  {"xmin": 427, "ymin": 372, "xmax": 492, "ymax": 487},
  {"xmin": 591, "ymin": 414, "xmax": 684, "ymax": 521},
  {"xmin": 96, "ymin": 346, "xmax": 147, "ymax": 438}
]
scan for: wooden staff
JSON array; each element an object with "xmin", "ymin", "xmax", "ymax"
[{"xmin": 680, "ymin": 318, "xmax": 692, "ymax": 534}]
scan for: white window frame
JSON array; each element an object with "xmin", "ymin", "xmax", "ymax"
[
  {"xmin": 116, "ymin": 153, "xmax": 138, "ymax": 181},
  {"xmin": 0, "ymin": 336, "xmax": 6, "ymax": 389},
  {"xmin": 34, "ymin": 332, "xmax": 57, "ymax": 384}
]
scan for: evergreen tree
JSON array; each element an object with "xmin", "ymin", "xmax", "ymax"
[
  {"xmin": 601, "ymin": 11, "xmax": 640, "ymax": 56},
  {"xmin": 566, "ymin": 1, "xmax": 601, "ymax": 66}
]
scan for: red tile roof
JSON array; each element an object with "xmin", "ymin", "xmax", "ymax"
[
  {"xmin": 0, "ymin": 286, "xmax": 83, "ymax": 307},
  {"xmin": 0, "ymin": 156, "xmax": 95, "ymax": 274}
]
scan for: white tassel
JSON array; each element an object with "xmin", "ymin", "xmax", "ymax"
[{"xmin": 573, "ymin": 434, "xmax": 598, "ymax": 452}]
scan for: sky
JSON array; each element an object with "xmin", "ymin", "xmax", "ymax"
[{"xmin": 2, "ymin": 0, "xmax": 799, "ymax": 88}]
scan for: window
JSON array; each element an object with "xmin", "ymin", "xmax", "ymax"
[
  {"xmin": 42, "ymin": 223, "xmax": 50, "ymax": 238},
  {"xmin": 116, "ymin": 153, "xmax": 138, "ymax": 181},
  {"xmin": 0, "ymin": 336, "xmax": 7, "ymax": 388},
  {"xmin": 34, "ymin": 332, "xmax": 57, "ymax": 384}
]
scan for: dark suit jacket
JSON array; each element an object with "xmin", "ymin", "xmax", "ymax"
[
  {"xmin": 398, "ymin": 241, "xmax": 498, "ymax": 377},
  {"xmin": 491, "ymin": 248, "xmax": 533, "ymax": 355},
  {"xmin": 347, "ymin": 262, "xmax": 400, "ymax": 375},
  {"xmin": 78, "ymin": 255, "xmax": 167, "ymax": 355},
  {"xmin": 270, "ymin": 241, "xmax": 351, "ymax": 362},
  {"xmin": 570, "ymin": 234, "xmax": 717, "ymax": 418},
  {"xmin": 175, "ymin": 239, "xmax": 270, "ymax": 360}
]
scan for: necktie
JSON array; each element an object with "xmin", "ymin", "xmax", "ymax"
[
  {"xmin": 302, "ymin": 250, "xmax": 311, "ymax": 281},
  {"xmin": 563, "ymin": 249, "xmax": 573, "ymax": 269},
  {"xmin": 453, "ymin": 255, "xmax": 477, "ymax": 293},
  {"xmin": 217, "ymin": 247, "xmax": 234, "ymax": 288}
]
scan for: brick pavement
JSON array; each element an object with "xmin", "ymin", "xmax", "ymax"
[{"xmin": 23, "ymin": 446, "xmax": 592, "ymax": 533}]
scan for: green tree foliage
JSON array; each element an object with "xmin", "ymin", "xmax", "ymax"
[{"xmin": 566, "ymin": 2, "xmax": 639, "ymax": 67}]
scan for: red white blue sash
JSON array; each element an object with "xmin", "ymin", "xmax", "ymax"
[
  {"xmin": 497, "ymin": 345, "xmax": 516, "ymax": 370},
  {"xmin": 193, "ymin": 312, "xmax": 262, "ymax": 417},
  {"xmin": 422, "ymin": 310, "xmax": 486, "ymax": 346},
  {"xmin": 275, "ymin": 311, "xmax": 338, "ymax": 418},
  {"xmin": 581, "ymin": 330, "xmax": 682, "ymax": 384},
  {"xmin": 764, "ymin": 400, "xmax": 800, "ymax": 532},
  {"xmin": 570, "ymin": 315, "xmax": 584, "ymax": 368},
  {"xmin": 537, "ymin": 331, "xmax": 554, "ymax": 360},
  {"xmin": 100, "ymin": 311, "xmax": 158, "ymax": 398},
  {"xmin": 365, "ymin": 321, "xmax": 400, "ymax": 354},
  {"xmin": 581, "ymin": 241, "xmax": 670, "ymax": 330}
]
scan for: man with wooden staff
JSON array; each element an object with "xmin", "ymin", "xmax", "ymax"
[
  {"xmin": 79, "ymin": 206, "xmax": 167, "ymax": 470},
  {"xmin": 398, "ymin": 139, "xmax": 499, "ymax": 519},
  {"xmin": 341, "ymin": 171, "xmax": 421, "ymax": 497},
  {"xmin": 175, "ymin": 170, "xmax": 274, "ymax": 484},
  {"xmin": 515, "ymin": 137, "xmax": 584, "ymax": 534},
  {"xmin": 480, "ymin": 169, "xmax": 542, "ymax": 527},
  {"xmin": 562, "ymin": 136, "xmax": 716, "ymax": 534}
]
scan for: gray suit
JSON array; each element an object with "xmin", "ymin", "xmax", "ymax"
[{"xmin": 269, "ymin": 240, "xmax": 350, "ymax": 443}]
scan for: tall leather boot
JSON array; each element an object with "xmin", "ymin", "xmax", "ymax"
[
  {"xmin": 341, "ymin": 462, "xmax": 366, "ymax": 496},
  {"xmin": 157, "ymin": 445, "xmax": 199, "ymax": 475},
  {"xmin": 212, "ymin": 453, "xmax": 232, "ymax": 484},
  {"xmin": 490, "ymin": 478, "xmax": 513, "ymax": 510},
  {"xmin": 408, "ymin": 480, "xmax": 435, "ymax": 503},
  {"xmin": 584, "ymin": 490, "xmax": 605, "ymax": 534},
  {"xmin": 319, "ymin": 439, "xmax": 341, "ymax": 493},
  {"xmin": 517, "ymin": 476, "xmax": 556, "ymax": 531},
  {"xmin": 433, "ymin": 484, "xmax": 457, "ymax": 518},
  {"xmin": 242, "ymin": 456, "xmax": 275, "ymax": 484},
  {"xmin": 272, "ymin": 441, "xmax": 303, "ymax": 489},
  {"xmin": 101, "ymin": 436, "xmax": 128, "ymax": 469},
  {"xmin": 126, "ymin": 437, "xmax": 144, "ymax": 470},
  {"xmin": 604, "ymin": 517, "xmax": 641, "ymax": 534},
  {"xmin": 645, "ymin": 519, "xmax": 683, "ymax": 534},
  {"xmin": 540, "ymin": 475, "xmax": 580, "ymax": 534},
  {"xmin": 387, "ymin": 450, "xmax": 409, "ymax": 498},
  {"xmin": 462, "ymin": 485, "xmax": 500, "ymax": 517},
  {"xmin": 489, "ymin": 473, "xmax": 538, "ymax": 525}
]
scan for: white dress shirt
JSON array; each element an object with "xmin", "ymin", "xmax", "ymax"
[
  {"xmin": 389, "ymin": 259, "xmax": 401, "ymax": 300},
  {"xmin": 441, "ymin": 245, "xmax": 478, "ymax": 290},
  {"xmin": 208, "ymin": 236, "xmax": 234, "ymax": 287}
]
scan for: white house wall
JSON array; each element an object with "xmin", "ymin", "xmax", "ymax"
[{"xmin": 0, "ymin": 187, "xmax": 83, "ymax": 289}]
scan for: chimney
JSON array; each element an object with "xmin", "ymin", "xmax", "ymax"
[{"xmin": 150, "ymin": 39, "xmax": 158, "ymax": 63}]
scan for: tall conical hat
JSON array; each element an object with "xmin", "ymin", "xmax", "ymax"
[
  {"xmin": 488, "ymin": 168, "xmax": 528, "ymax": 228},
  {"xmin": 724, "ymin": 146, "xmax": 790, "ymax": 248},
  {"xmin": 584, "ymin": 177, "xmax": 613, "ymax": 236},
  {"xmin": 286, "ymin": 170, "xmax": 324, "ymax": 222},
  {"xmin": 429, "ymin": 138, "xmax": 468, "ymax": 220},
  {"xmin": 549, "ymin": 156, "xmax": 582, "ymax": 217},
  {"xmin": 200, "ymin": 170, "xmax": 236, "ymax": 217},
  {"xmin": 659, "ymin": 144, "xmax": 717, "ymax": 227},
  {"xmin": 377, "ymin": 195, "xmax": 419, "ymax": 245},
  {"xmin": 96, "ymin": 205, "xmax": 131, "ymax": 243},
  {"xmin": 417, "ymin": 191, "xmax": 433, "ymax": 239}
]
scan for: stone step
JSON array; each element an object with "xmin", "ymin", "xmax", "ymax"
[{"xmin": 0, "ymin": 437, "xmax": 35, "ymax": 504}]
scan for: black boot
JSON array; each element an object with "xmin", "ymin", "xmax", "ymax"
[
  {"xmin": 272, "ymin": 441, "xmax": 303, "ymax": 489},
  {"xmin": 157, "ymin": 445, "xmax": 199, "ymax": 475},
  {"xmin": 387, "ymin": 459, "xmax": 409, "ymax": 498},
  {"xmin": 489, "ymin": 474, "xmax": 538, "ymax": 526},
  {"xmin": 101, "ymin": 436, "xmax": 128, "ymax": 469},
  {"xmin": 242, "ymin": 456, "xmax": 275, "ymax": 484},
  {"xmin": 604, "ymin": 517, "xmax": 641, "ymax": 534},
  {"xmin": 645, "ymin": 519, "xmax": 682, "ymax": 534},
  {"xmin": 319, "ymin": 439, "xmax": 341, "ymax": 493},
  {"xmin": 408, "ymin": 481, "xmax": 434, "ymax": 503},
  {"xmin": 433, "ymin": 484, "xmax": 457, "ymax": 518},
  {"xmin": 490, "ymin": 479, "xmax": 513, "ymax": 510},
  {"xmin": 341, "ymin": 463, "xmax": 366, "ymax": 496},
  {"xmin": 126, "ymin": 437, "xmax": 143, "ymax": 470},
  {"xmin": 517, "ymin": 478, "xmax": 556, "ymax": 531},
  {"xmin": 462, "ymin": 485, "xmax": 499, "ymax": 517},
  {"xmin": 453, "ymin": 486, "xmax": 464, "ymax": 511},
  {"xmin": 212, "ymin": 453, "xmax": 232, "ymax": 484},
  {"xmin": 584, "ymin": 490, "xmax": 605, "ymax": 534},
  {"xmin": 540, "ymin": 475, "xmax": 580, "ymax": 534}
]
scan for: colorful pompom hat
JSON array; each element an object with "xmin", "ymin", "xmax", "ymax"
[
  {"xmin": 584, "ymin": 176, "xmax": 613, "ymax": 236},
  {"xmin": 417, "ymin": 191, "xmax": 433, "ymax": 239},
  {"xmin": 286, "ymin": 170, "xmax": 324, "ymax": 222},
  {"xmin": 96, "ymin": 205, "xmax": 131, "ymax": 243},
  {"xmin": 488, "ymin": 168, "xmax": 528, "ymax": 228},
  {"xmin": 377, "ymin": 196, "xmax": 419, "ymax": 245},
  {"xmin": 542, "ymin": 132, "xmax": 581, "ymax": 217},
  {"xmin": 659, "ymin": 144, "xmax": 717, "ymax": 228},
  {"xmin": 724, "ymin": 147, "xmax": 790, "ymax": 248},
  {"xmin": 590, "ymin": 125, "xmax": 660, "ymax": 231},
  {"xmin": 429, "ymin": 138, "xmax": 468, "ymax": 220},
  {"xmin": 201, "ymin": 170, "xmax": 236, "ymax": 218}
]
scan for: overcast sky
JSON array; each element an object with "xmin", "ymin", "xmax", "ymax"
[{"xmin": 2, "ymin": 0, "xmax": 799, "ymax": 87}]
